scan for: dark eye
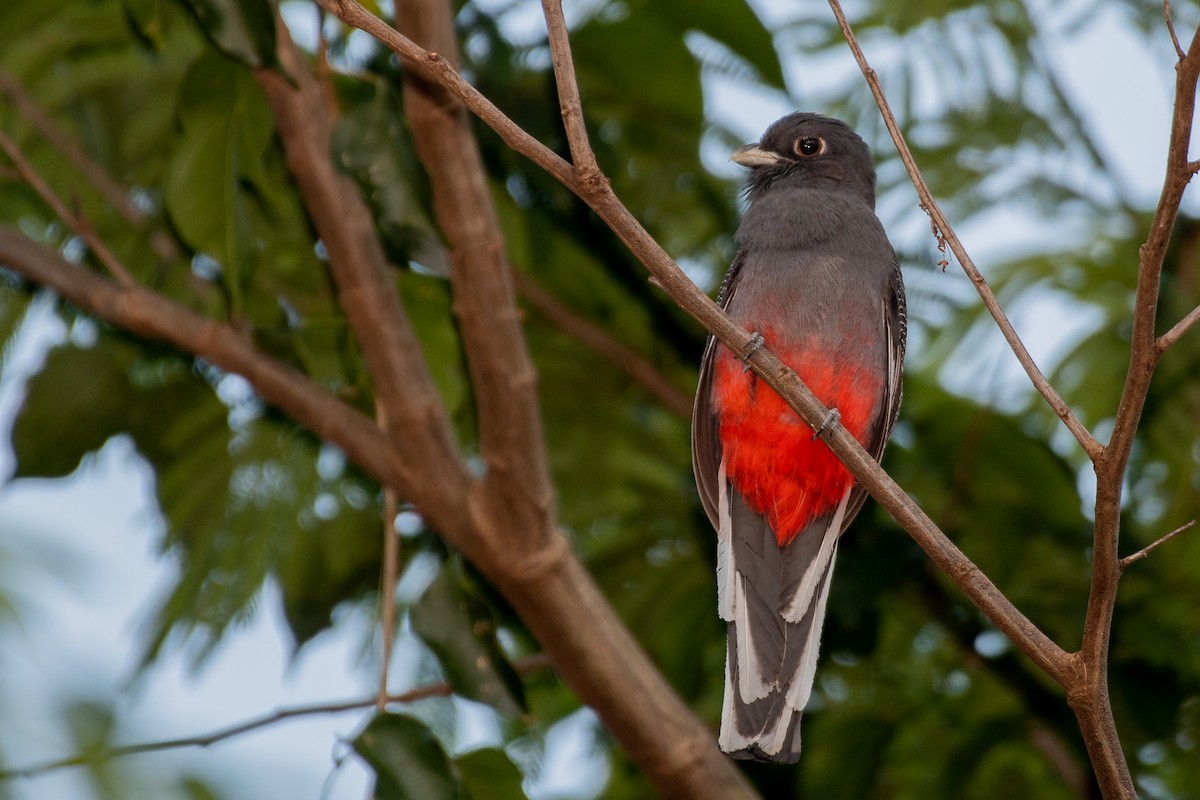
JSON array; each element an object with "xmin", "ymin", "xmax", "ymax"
[{"xmin": 794, "ymin": 137, "xmax": 825, "ymax": 157}]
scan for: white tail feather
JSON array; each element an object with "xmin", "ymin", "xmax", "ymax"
[
  {"xmin": 719, "ymin": 653, "xmax": 755, "ymax": 752},
  {"xmin": 716, "ymin": 461, "xmax": 734, "ymax": 622},
  {"xmin": 780, "ymin": 491, "xmax": 848, "ymax": 623},
  {"xmin": 786, "ymin": 540, "xmax": 838, "ymax": 712}
]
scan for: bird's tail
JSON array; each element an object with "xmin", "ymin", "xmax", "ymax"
[{"xmin": 717, "ymin": 470, "xmax": 845, "ymax": 763}]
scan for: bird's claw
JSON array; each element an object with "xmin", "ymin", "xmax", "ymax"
[
  {"xmin": 741, "ymin": 332, "xmax": 765, "ymax": 372},
  {"xmin": 812, "ymin": 408, "xmax": 841, "ymax": 441}
]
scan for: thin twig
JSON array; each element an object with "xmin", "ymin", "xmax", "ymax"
[
  {"xmin": 0, "ymin": 130, "xmax": 138, "ymax": 287},
  {"xmin": 1158, "ymin": 303, "xmax": 1200, "ymax": 351},
  {"xmin": 377, "ymin": 485, "xmax": 401, "ymax": 711},
  {"xmin": 0, "ymin": 654, "xmax": 553, "ymax": 781},
  {"xmin": 825, "ymin": 0, "xmax": 1104, "ymax": 462},
  {"xmin": 1119, "ymin": 520, "xmax": 1196, "ymax": 571},
  {"xmin": 316, "ymin": 0, "xmax": 576, "ymax": 190},
  {"xmin": 0, "ymin": 70, "xmax": 143, "ymax": 225},
  {"xmin": 511, "ymin": 269, "xmax": 693, "ymax": 417},
  {"xmin": 0, "ymin": 69, "xmax": 179, "ymax": 263},
  {"xmin": 1166, "ymin": 1, "xmax": 1186, "ymax": 60},
  {"xmin": 539, "ymin": 1, "xmax": 601, "ymax": 179}
]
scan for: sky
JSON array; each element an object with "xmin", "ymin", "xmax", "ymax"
[{"xmin": 0, "ymin": 2, "xmax": 1195, "ymax": 799}]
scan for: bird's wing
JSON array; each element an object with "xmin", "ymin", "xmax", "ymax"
[
  {"xmin": 842, "ymin": 255, "xmax": 906, "ymax": 528},
  {"xmin": 691, "ymin": 249, "xmax": 749, "ymax": 530}
]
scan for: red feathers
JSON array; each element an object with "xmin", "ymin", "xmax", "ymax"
[{"xmin": 713, "ymin": 330, "xmax": 882, "ymax": 546}]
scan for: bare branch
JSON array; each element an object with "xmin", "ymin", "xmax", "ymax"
[
  {"xmin": 1166, "ymin": 1, "xmax": 1187, "ymax": 60},
  {"xmin": 0, "ymin": 69, "xmax": 179, "ymax": 263},
  {"xmin": 1158, "ymin": 303, "xmax": 1200, "ymax": 351},
  {"xmin": 1119, "ymin": 520, "xmax": 1196, "ymax": 571},
  {"xmin": 317, "ymin": 0, "xmax": 1073, "ymax": 690},
  {"xmin": 0, "ymin": 654, "xmax": 553, "ymax": 781},
  {"xmin": 0, "ymin": 226, "xmax": 422, "ymax": 506},
  {"xmin": 540, "ymin": 1, "xmax": 601, "ymax": 179},
  {"xmin": 255, "ymin": 18, "xmax": 474, "ymax": 529},
  {"xmin": 0, "ymin": 70, "xmax": 142, "ymax": 226},
  {"xmin": 825, "ymin": 0, "xmax": 1103, "ymax": 463},
  {"xmin": 316, "ymin": 0, "xmax": 576, "ymax": 190},
  {"xmin": 394, "ymin": 0, "xmax": 557, "ymax": 556},
  {"xmin": 512, "ymin": 269, "xmax": 694, "ymax": 417},
  {"xmin": 0, "ymin": 130, "xmax": 137, "ymax": 288}
]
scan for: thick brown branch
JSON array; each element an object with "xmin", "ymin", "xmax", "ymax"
[
  {"xmin": 0, "ymin": 226, "xmax": 418, "ymax": 503},
  {"xmin": 316, "ymin": 0, "xmax": 576, "ymax": 190},
  {"xmin": 394, "ymin": 0, "xmax": 556, "ymax": 556},
  {"xmin": 825, "ymin": 0, "xmax": 1103, "ymax": 463},
  {"xmin": 255, "ymin": 18, "xmax": 473, "ymax": 529}
]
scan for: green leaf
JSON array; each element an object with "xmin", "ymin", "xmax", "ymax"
[
  {"xmin": 353, "ymin": 713, "xmax": 457, "ymax": 800},
  {"xmin": 411, "ymin": 560, "xmax": 525, "ymax": 717},
  {"xmin": 10, "ymin": 341, "xmax": 134, "ymax": 479},
  {"xmin": 165, "ymin": 51, "xmax": 275, "ymax": 315},
  {"xmin": 455, "ymin": 747, "xmax": 527, "ymax": 800},
  {"xmin": 177, "ymin": 0, "xmax": 276, "ymax": 68}
]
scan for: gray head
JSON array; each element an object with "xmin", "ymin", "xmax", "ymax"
[{"xmin": 733, "ymin": 113, "xmax": 877, "ymax": 208}]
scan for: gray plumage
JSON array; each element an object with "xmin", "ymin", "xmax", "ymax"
[{"xmin": 692, "ymin": 113, "xmax": 906, "ymax": 763}]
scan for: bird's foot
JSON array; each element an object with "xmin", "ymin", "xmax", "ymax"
[
  {"xmin": 812, "ymin": 408, "xmax": 841, "ymax": 441},
  {"xmin": 741, "ymin": 332, "xmax": 765, "ymax": 372}
]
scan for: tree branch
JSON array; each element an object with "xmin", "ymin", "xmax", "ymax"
[
  {"xmin": 0, "ymin": 227, "xmax": 414, "ymax": 500},
  {"xmin": 315, "ymin": 0, "xmax": 1073, "ymax": 689},
  {"xmin": 0, "ymin": 70, "xmax": 180, "ymax": 264},
  {"xmin": 540, "ymin": 1, "xmax": 601, "ymax": 181},
  {"xmin": 254, "ymin": 17, "xmax": 474, "ymax": 535},
  {"xmin": 1156, "ymin": 302, "xmax": 1200, "ymax": 351},
  {"xmin": 1119, "ymin": 519, "xmax": 1196, "ymax": 571},
  {"xmin": 394, "ymin": 0, "xmax": 557, "ymax": 558},
  {"xmin": 0, "ymin": 130, "xmax": 137, "ymax": 288},
  {"xmin": 0, "ymin": 654, "xmax": 553, "ymax": 781},
  {"xmin": 512, "ymin": 269, "xmax": 694, "ymax": 417},
  {"xmin": 825, "ymin": 0, "xmax": 1104, "ymax": 463}
]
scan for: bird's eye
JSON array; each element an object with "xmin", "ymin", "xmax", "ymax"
[{"xmin": 794, "ymin": 137, "xmax": 825, "ymax": 157}]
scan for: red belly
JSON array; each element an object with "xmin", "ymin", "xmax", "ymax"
[{"xmin": 713, "ymin": 330, "xmax": 882, "ymax": 545}]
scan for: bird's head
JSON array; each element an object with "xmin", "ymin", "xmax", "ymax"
[{"xmin": 732, "ymin": 113, "xmax": 877, "ymax": 208}]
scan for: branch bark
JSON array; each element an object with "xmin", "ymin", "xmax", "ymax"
[
  {"xmin": 314, "ymin": 0, "xmax": 1071, "ymax": 685},
  {"xmin": 824, "ymin": 0, "xmax": 1104, "ymax": 463}
]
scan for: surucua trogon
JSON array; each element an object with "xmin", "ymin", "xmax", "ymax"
[{"xmin": 692, "ymin": 113, "xmax": 906, "ymax": 763}]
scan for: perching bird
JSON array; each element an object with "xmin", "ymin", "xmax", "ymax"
[{"xmin": 691, "ymin": 113, "xmax": 906, "ymax": 763}]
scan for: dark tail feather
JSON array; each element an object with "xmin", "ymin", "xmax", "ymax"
[{"xmin": 718, "ymin": 492, "xmax": 842, "ymax": 762}]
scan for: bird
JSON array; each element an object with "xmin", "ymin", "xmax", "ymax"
[{"xmin": 691, "ymin": 112, "xmax": 906, "ymax": 763}]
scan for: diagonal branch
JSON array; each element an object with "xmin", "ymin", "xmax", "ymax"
[
  {"xmin": 1157, "ymin": 303, "xmax": 1200, "ymax": 351},
  {"xmin": 825, "ymin": 0, "xmax": 1104, "ymax": 463},
  {"xmin": 254, "ymin": 17, "xmax": 473, "ymax": 530},
  {"xmin": 540, "ymin": 1, "xmax": 601, "ymax": 180},
  {"xmin": 512, "ymin": 269, "xmax": 694, "ymax": 417},
  {"xmin": 316, "ymin": 0, "xmax": 1073, "ymax": 688},
  {"xmin": 1119, "ymin": 519, "xmax": 1196, "ymax": 571},
  {"xmin": 0, "ymin": 226, "xmax": 416, "ymax": 505},
  {"xmin": 0, "ymin": 130, "xmax": 137, "ymax": 288}
]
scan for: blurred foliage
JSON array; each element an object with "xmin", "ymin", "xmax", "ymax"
[{"xmin": 0, "ymin": 0, "xmax": 1198, "ymax": 798}]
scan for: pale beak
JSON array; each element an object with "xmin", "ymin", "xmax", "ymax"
[{"xmin": 731, "ymin": 144, "xmax": 784, "ymax": 168}]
